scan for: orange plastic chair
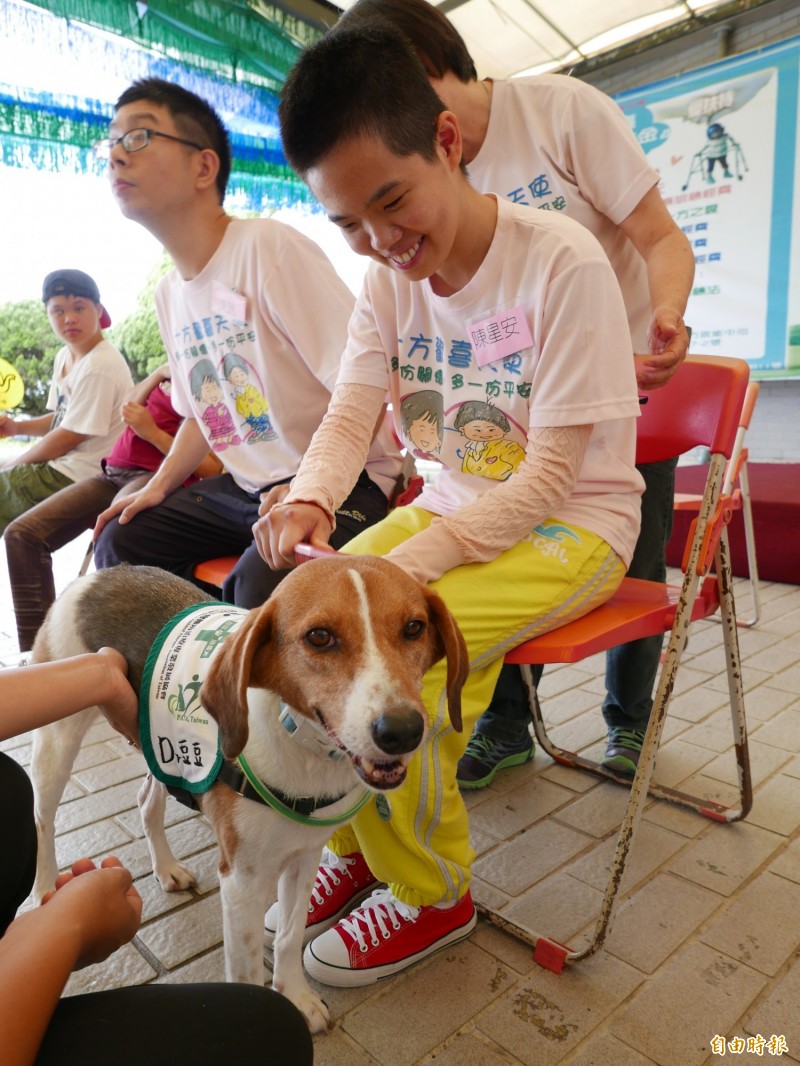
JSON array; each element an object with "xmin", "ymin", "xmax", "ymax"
[
  {"xmin": 674, "ymin": 380, "xmax": 760, "ymax": 626},
  {"xmin": 491, "ymin": 355, "xmax": 753, "ymax": 972}
]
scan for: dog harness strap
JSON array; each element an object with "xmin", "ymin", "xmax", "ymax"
[{"xmin": 236, "ymin": 753, "xmax": 371, "ymax": 827}]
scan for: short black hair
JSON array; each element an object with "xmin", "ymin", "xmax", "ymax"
[
  {"xmin": 115, "ymin": 78, "xmax": 231, "ymax": 203},
  {"xmin": 337, "ymin": 0, "xmax": 477, "ymax": 82},
  {"xmin": 279, "ymin": 24, "xmax": 446, "ymax": 176},
  {"xmin": 189, "ymin": 358, "xmax": 220, "ymax": 400},
  {"xmin": 454, "ymin": 400, "xmax": 510, "ymax": 432},
  {"xmin": 401, "ymin": 390, "xmax": 444, "ymax": 434}
]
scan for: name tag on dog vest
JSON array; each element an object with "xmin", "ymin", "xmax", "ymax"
[{"xmin": 139, "ymin": 602, "xmax": 249, "ymax": 794}]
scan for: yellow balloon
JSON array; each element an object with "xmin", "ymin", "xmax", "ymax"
[{"xmin": 0, "ymin": 357, "xmax": 24, "ymax": 410}]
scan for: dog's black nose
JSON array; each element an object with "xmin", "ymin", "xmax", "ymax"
[{"xmin": 372, "ymin": 710, "xmax": 425, "ymax": 754}]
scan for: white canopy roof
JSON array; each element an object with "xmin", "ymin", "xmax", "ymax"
[{"xmin": 329, "ymin": 0, "xmax": 734, "ymax": 78}]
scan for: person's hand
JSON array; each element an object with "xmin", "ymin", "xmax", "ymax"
[
  {"xmin": 94, "ymin": 482, "xmax": 167, "ymax": 538},
  {"xmin": 258, "ymin": 482, "xmax": 290, "ymax": 517},
  {"xmin": 40, "ymin": 856, "xmax": 142, "ymax": 970},
  {"xmin": 95, "ymin": 647, "xmax": 140, "ymax": 745},
  {"xmin": 636, "ymin": 310, "xmax": 690, "ymax": 390},
  {"xmin": 121, "ymin": 401, "xmax": 159, "ymax": 443},
  {"xmin": 0, "ymin": 412, "xmax": 16, "ymax": 438},
  {"xmin": 252, "ymin": 501, "xmax": 333, "ymax": 570}
]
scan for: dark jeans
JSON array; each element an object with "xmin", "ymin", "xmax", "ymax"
[
  {"xmin": 94, "ymin": 469, "xmax": 389, "ymax": 608},
  {"xmin": 4, "ymin": 468, "xmax": 152, "ymax": 652},
  {"xmin": 482, "ymin": 458, "xmax": 678, "ymax": 735},
  {"xmin": 0, "ymin": 752, "xmax": 313, "ymax": 1065}
]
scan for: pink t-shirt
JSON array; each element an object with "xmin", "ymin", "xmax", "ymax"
[
  {"xmin": 157, "ymin": 218, "xmax": 401, "ymax": 497},
  {"xmin": 337, "ymin": 198, "xmax": 644, "ymax": 567},
  {"xmin": 469, "ymin": 74, "xmax": 659, "ymax": 352}
]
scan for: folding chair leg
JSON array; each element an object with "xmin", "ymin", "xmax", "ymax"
[
  {"xmin": 735, "ymin": 462, "xmax": 761, "ymax": 627},
  {"xmin": 475, "ymin": 524, "xmax": 752, "ymax": 970}
]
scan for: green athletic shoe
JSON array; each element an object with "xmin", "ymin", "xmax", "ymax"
[
  {"xmin": 456, "ymin": 730, "xmax": 534, "ymax": 790},
  {"xmin": 600, "ymin": 728, "xmax": 645, "ymax": 775}
]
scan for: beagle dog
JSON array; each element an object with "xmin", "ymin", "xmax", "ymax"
[{"xmin": 29, "ymin": 559, "xmax": 467, "ymax": 1033}]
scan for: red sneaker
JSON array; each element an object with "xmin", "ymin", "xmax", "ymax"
[
  {"xmin": 303, "ymin": 888, "xmax": 477, "ymax": 986},
  {"xmin": 264, "ymin": 848, "xmax": 378, "ymax": 948}
]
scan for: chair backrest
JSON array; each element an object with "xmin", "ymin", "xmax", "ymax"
[{"xmin": 635, "ymin": 355, "xmax": 750, "ymax": 466}]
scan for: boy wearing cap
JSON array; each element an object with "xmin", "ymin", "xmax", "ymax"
[{"xmin": 0, "ymin": 269, "xmax": 132, "ymax": 534}]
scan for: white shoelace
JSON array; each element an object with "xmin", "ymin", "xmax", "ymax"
[
  {"xmin": 309, "ymin": 846, "xmax": 359, "ymax": 910},
  {"xmin": 338, "ymin": 889, "xmax": 420, "ymax": 951}
]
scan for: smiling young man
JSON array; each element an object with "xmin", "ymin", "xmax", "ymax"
[
  {"xmin": 0, "ymin": 269, "xmax": 132, "ymax": 535},
  {"xmin": 91, "ymin": 77, "xmax": 401, "ymax": 608},
  {"xmin": 340, "ymin": 0, "xmax": 696, "ymax": 784},
  {"xmin": 252, "ymin": 24, "xmax": 644, "ymax": 986}
]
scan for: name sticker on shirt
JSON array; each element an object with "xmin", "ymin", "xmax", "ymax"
[
  {"xmin": 211, "ymin": 281, "xmax": 248, "ymax": 325},
  {"xmin": 468, "ymin": 305, "xmax": 534, "ymax": 367}
]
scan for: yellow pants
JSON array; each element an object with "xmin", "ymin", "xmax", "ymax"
[{"xmin": 330, "ymin": 506, "xmax": 625, "ymax": 907}]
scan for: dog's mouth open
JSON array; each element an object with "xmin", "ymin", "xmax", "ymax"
[{"xmin": 316, "ymin": 710, "xmax": 410, "ymax": 791}]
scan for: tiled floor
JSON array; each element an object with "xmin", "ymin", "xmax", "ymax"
[{"xmin": 2, "ymin": 535, "xmax": 799, "ymax": 1065}]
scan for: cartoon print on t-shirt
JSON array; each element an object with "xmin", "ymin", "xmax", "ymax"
[
  {"xmin": 453, "ymin": 400, "xmax": 526, "ymax": 481},
  {"xmin": 189, "ymin": 359, "xmax": 242, "ymax": 452},
  {"xmin": 222, "ymin": 353, "xmax": 277, "ymax": 443},
  {"xmin": 400, "ymin": 390, "xmax": 444, "ymax": 461}
]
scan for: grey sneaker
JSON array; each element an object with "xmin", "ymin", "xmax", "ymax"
[
  {"xmin": 600, "ymin": 728, "xmax": 645, "ymax": 775},
  {"xmin": 456, "ymin": 729, "xmax": 534, "ymax": 790}
]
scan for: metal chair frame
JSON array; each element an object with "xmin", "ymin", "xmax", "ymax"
[{"xmin": 674, "ymin": 380, "xmax": 761, "ymax": 626}]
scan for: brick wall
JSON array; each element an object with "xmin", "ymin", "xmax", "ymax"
[{"xmin": 579, "ymin": 0, "xmax": 800, "ymax": 463}]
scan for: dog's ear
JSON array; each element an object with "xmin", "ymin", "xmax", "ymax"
[
  {"xmin": 201, "ymin": 603, "xmax": 276, "ymax": 759},
  {"xmin": 422, "ymin": 587, "xmax": 468, "ymax": 732}
]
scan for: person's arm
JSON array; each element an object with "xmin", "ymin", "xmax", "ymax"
[
  {"xmin": 0, "ymin": 648, "xmax": 138, "ymax": 744},
  {"xmin": 618, "ymin": 186, "xmax": 695, "ymax": 390},
  {"xmin": 125, "ymin": 363, "xmax": 171, "ymax": 407},
  {"xmin": 9, "ymin": 426, "xmax": 89, "ymax": 466},
  {"xmin": 0, "ymin": 856, "xmax": 142, "ymax": 1066},
  {"xmin": 0, "ymin": 412, "xmax": 54, "ymax": 440},
  {"xmin": 94, "ymin": 416, "xmax": 212, "ymax": 536}
]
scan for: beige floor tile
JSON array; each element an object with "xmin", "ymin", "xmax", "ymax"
[
  {"xmin": 610, "ymin": 943, "xmax": 767, "ymax": 1066},
  {"xmin": 477, "ymin": 952, "xmax": 643, "ymax": 1066},
  {"xmin": 746, "ymin": 773, "xmax": 800, "ymax": 836},
  {"xmin": 605, "ymin": 873, "xmax": 722, "ymax": 974},
  {"xmin": 668, "ymin": 821, "xmax": 784, "ymax": 896},
  {"xmin": 699, "ymin": 871, "xmax": 800, "ymax": 976},
  {"xmin": 567, "ymin": 821, "xmax": 686, "ymax": 895},
  {"xmin": 341, "ymin": 941, "xmax": 519, "ymax": 1066},
  {"xmin": 501, "ymin": 872, "xmax": 605, "ymax": 946},
  {"xmin": 745, "ymin": 957, "xmax": 800, "ymax": 1054},
  {"xmin": 136, "ymin": 892, "xmax": 224, "ymax": 970},
  {"xmin": 473, "ymin": 819, "xmax": 591, "ymax": 896}
]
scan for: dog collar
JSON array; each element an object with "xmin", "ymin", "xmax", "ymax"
[{"xmin": 221, "ymin": 753, "xmax": 370, "ymax": 827}]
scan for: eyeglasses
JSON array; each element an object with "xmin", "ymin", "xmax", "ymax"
[{"xmin": 92, "ymin": 127, "xmax": 205, "ymax": 159}]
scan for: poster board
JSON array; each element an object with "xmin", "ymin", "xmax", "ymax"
[{"xmin": 615, "ymin": 36, "xmax": 800, "ymax": 378}]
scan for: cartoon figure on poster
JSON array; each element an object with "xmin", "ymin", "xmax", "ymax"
[
  {"xmin": 684, "ymin": 120, "xmax": 748, "ymax": 190},
  {"xmin": 644, "ymin": 71, "xmax": 769, "ymax": 191}
]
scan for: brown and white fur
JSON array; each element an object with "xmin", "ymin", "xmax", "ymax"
[{"xmin": 29, "ymin": 559, "xmax": 467, "ymax": 1033}]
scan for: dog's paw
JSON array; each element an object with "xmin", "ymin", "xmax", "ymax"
[
  {"xmin": 156, "ymin": 860, "xmax": 197, "ymax": 892},
  {"xmin": 293, "ymin": 990, "xmax": 333, "ymax": 1035}
]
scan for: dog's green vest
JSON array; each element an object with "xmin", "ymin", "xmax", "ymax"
[{"xmin": 139, "ymin": 602, "xmax": 248, "ymax": 794}]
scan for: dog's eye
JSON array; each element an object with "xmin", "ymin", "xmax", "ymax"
[
  {"xmin": 305, "ymin": 628, "xmax": 336, "ymax": 649},
  {"xmin": 403, "ymin": 619, "xmax": 425, "ymax": 640}
]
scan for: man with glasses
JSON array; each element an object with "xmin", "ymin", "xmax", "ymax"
[{"xmin": 92, "ymin": 78, "xmax": 401, "ymax": 608}]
